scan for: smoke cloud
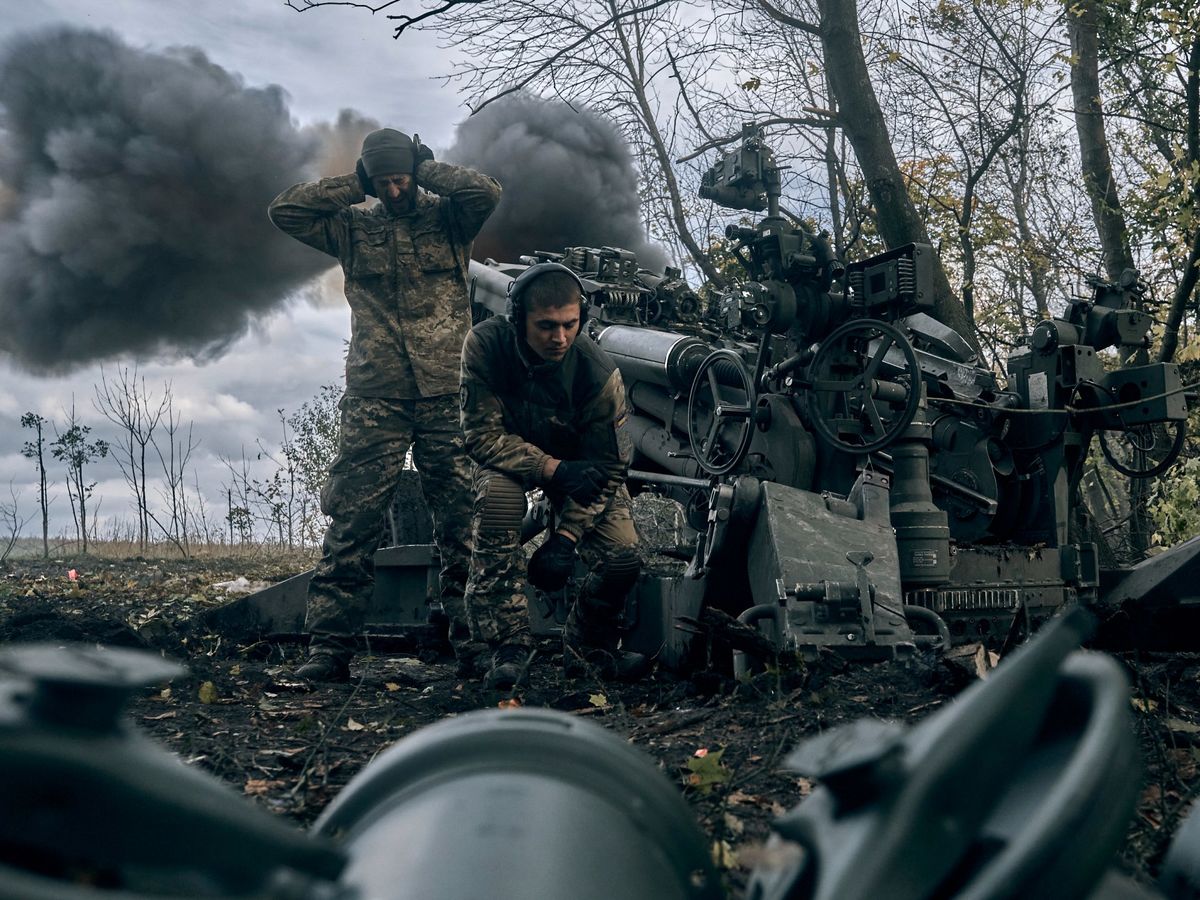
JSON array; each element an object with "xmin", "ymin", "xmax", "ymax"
[
  {"xmin": 304, "ymin": 108, "xmax": 380, "ymax": 181},
  {"xmin": 444, "ymin": 94, "xmax": 667, "ymax": 272},
  {"xmin": 0, "ymin": 27, "xmax": 365, "ymax": 373}
]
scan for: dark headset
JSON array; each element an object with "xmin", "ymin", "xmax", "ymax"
[{"xmin": 506, "ymin": 262, "xmax": 588, "ymax": 328}]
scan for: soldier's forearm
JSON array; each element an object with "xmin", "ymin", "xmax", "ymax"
[
  {"xmin": 269, "ymin": 174, "xmax": 364, "ymax": 223},
  {"xmin": 416, "ymin": 160, "xmax": 501, "ymax": 237},
  {"xmin": 268, "ymin": 174, "xmax": 364, "ymax": 252},
  {"xmin": 464, "ymin": 430, "xmax": 552, "ymax": 487}
]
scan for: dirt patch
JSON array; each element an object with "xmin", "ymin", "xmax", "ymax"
[{"xmin": 2, "ymin": 555, "xmax": 1198, "ymax": 896}]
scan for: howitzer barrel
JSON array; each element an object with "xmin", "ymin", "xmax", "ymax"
[
  {"xmin": 468, "ymin": 259, "xmax": 516, "ymax": 318},
  {"xmin": 314, "ymin": 708, "xmax": 721, "ymax": 900},
  {"xmin": 595, "ymin": 325, "xmax": 711, "ymax": 392}
]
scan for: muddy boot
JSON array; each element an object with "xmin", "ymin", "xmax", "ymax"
[
  {"xmin": 484, "ymin": 643, "xmax": 532, "ymax": 690},
  {"xmin": 562, "ymin": 609, "xmax": 648, "ymax": 682},
  {"xmin": 454, "ymin": 640, "xmax": 491, "ymax": 678},
  {"xmin": 296, "ymin": 649, "xmax": 351, "ymax": 683}
]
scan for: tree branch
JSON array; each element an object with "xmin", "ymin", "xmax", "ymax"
[
  {"xmin": 677, "ymin": 113, "xmax": 835, "ymax": 162},
  {"xmin": 754, "ymin": 0, "xmax": 819, "ymax": 36}
]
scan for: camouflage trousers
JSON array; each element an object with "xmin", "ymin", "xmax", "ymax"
[
  {"xmin": 306, "ymin": 394, "xmax": 473, "ymax": 655},
  {"xmin": 464, "ymin": 468, "xmax": 640, "ymax": 649}
]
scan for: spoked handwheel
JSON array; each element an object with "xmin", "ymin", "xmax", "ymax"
[
  {"xmin": 1098, "ymin": 420, "xmax": 1185, "ymax": 479},
  {"xmin": 805, "ymin": 319, "xmax": 921, "ymax": 454},
  {"xmin": 687, "ymin": 349, "xmax": 756, "ymax": 476}
]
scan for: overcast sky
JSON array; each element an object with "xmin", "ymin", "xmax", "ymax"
[{"xmin": 0, "ymin": 0, "xmax": 470, "ymax": 543}]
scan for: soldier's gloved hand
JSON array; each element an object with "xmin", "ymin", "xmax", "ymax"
[
  {"xmin": 528, "ymin": 533, "xmax": 577, "ymax": 591},
  {"xmin": 413, "ymin": 137, "xmax": 435, "ymax": 169},
  {"xmin": 550, "ymin": 460, "xmax": 608, "ymax": 506},
  {"xmin": 355, "ymin": 159, "xmax": 375, "ymax": 197}
]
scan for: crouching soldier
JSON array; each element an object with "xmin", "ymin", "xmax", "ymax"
[{"xmin": 459, "ymin": 262, "xmax": 648, "ymax": 689}]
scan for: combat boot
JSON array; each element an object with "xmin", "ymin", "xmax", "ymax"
[
  {"xmin": 484, "ymin": 643, "xmax": 532, "ymax": 690},
  {"xmin": 562, "ymin": 609, "xmax": 648, "ymax": 682},
  {"xmin": 296, "ymin": 650, "xmax": 351, "ymax": 684},
  {"xmin": 454, "ymin": 640, "xmax": 491, "ymax": 678}
]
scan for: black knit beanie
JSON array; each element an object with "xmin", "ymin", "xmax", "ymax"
[{"xmin": 360, "ymin": 128, "xmax": 415, "ymax": 179}]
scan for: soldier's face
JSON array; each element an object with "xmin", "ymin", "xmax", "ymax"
[
  {"xmin": 525, "ymin": 298, "xmax": 582, "ymax": 362},
  {"xmin": 372, "ymin": 173, "xmax": 416, "ymax": 214}
]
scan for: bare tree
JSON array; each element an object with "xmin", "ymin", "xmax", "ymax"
[
  {"xmin": 0, "ymin": 483, "xmax": 30, "ymax": 564},
  {"xmin": 19, "ymin": 412, "xmax": 53, "ymax": 558},
  {"xmin": 93, "ymin": 365, "xmax": 168, "ymax": 552},
  {"xmin": 149, "ymin": 386, "xmax": 199, "ymax": 556}
]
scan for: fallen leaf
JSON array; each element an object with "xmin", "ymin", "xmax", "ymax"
[
  {"xmin": 345, "ymin": 718, "xmax": 366, "ymax": 731},
  {"xmin": 1131, "ymin": 697, "xmax": 1159, "ymax": 713},
  {"xmin": 723, "ymin": 812, "xmax": 745, "ymax": 836},
  {"xmin": 498, "ymin": 698, "xmax": 521, "ymax": 709},
  {"xmin": 712, "ymin": 839, "xmax": 738, "ymax": 868},
  {"xmin": 198, "ymin": 681, "xmax": 218, "ymax": 704},
  {"xmin": 685, "ymin": 747, "xmax": 730, "ymax": 793},
  {"xmin": 589, "ymin": 693, "xmax": 609, "ymax": 708},
  {"xmin": 384, "ymin": 682, "xmax": 402, "ymax": 692},
  {"xmin": 244, "ymin": 778, "xmax": 285, "ymax": 796}
]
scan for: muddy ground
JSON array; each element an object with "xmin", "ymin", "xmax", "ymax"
[{"xmin": 2, "ymin": 554, "xmax": 1199, "ymax": 897}]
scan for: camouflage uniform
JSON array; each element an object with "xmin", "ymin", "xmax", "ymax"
[
  {"xmin": 460, "ymin": 315, "xmax": 640, "ymax": 651},
  {"xmin": 269, "ymin": 161, "xmax": 501, "ymax": 657}
]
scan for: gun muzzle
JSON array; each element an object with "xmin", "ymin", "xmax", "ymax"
[{"xmin": 315, "ymin": 707, "xmax": 721, "ymax": 900}]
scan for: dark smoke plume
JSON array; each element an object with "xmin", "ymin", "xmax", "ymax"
[
  {"xmin": 444, "ymin": 94, "xmax": 667, "ymax": 272},
  {"xmin": 0, "ymin": 27, "xmax": 356, "ymax": 373}
]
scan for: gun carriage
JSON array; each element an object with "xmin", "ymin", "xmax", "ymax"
[{"xmin": 468, "ymin": 124, "xmax": 1193, "ymax": 666}]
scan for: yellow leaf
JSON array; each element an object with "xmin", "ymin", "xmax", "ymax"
[
  {"xmin": 712, "ymin": 839, "xmax": 738, "ymax": 868},
  {"xmin": 723, "ymin": 812, "xmax": 745, "ymax": 836},
  {"xmin": 384, "ymin": 682, "xmax": 402, "ymax": 692},
  {"xmin": 345, "ymin": 718, "xmax": 366, "ymax": 731},
  {"xmin": 198, "ymin": 681, "xmax": 218, "ymax": 704},
  {"xmin": 230, "ymin": 664, "xmax": 241, "ymax": 677},
  {"xmin": 589, "ymin": 693, "xmax": 609, "ymax": 708}
]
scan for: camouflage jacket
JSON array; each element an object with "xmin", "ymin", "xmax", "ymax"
[
  {"xmin": 460, "ymin": 316, "xmax": 632, "ymax": 540},
  {"xmin": 268, "ymin": 162, "xmax": 501, "ymax": 398}
]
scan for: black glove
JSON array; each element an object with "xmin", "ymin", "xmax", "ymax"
[
  {"xmin": 528, "ymin": 533, "xmax": 577, "ymax": 591},
  {"xmin": 355, "ymin": 158, "xmax": 375, "ymax": 197},
  {"xmin": 550, "ymin": 460, "xmax": 608, "ymax": 506},
  {"xmin": 413, "ymin": 136, "xmax": 435, "ymax": 169}
]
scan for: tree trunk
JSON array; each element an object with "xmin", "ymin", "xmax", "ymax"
[
  {"xmin": 1155, "ymin": 33, "xmax": 1200, "ymax": 364},
  {"xmin": 816, "ymin": 0, "xmax": 979, "ymax": 353},
  {"xmin": 1066, "ymin": 0, "xmax": 1136, "ymax": 282}
]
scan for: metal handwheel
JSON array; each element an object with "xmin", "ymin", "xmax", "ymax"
[
  {"xmin": 1098, "ymin": 419, "xmax": 1185, "ymax": 479},
  {"xmin": 687, "ymin": 349, "xmax": 756, "ymax": 476},
  {"xmin": 805, "ymin": 318, "xmax": 921, "ymax": 454}
]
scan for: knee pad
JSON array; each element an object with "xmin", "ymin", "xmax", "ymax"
[
  {"xmin": 582, "ymin": 548, "xmax": 642, "ymax": 605},
  {"xmin": 476, "ymin": 473, "xmax": 527, "ymax": 534}
]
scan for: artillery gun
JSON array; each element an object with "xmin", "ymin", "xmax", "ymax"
[
  {"xmin": 468, "ymin": 123, "xmax": 1195, "ymax": 667},
  {"xmin": 218, "ymin": 124, "xmax": 1196, "ymax": 667}
]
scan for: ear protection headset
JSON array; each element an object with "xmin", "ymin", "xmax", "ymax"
[{"xmin": 506, "ymin": 262, "xmax": 588, "ymax": 328}]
